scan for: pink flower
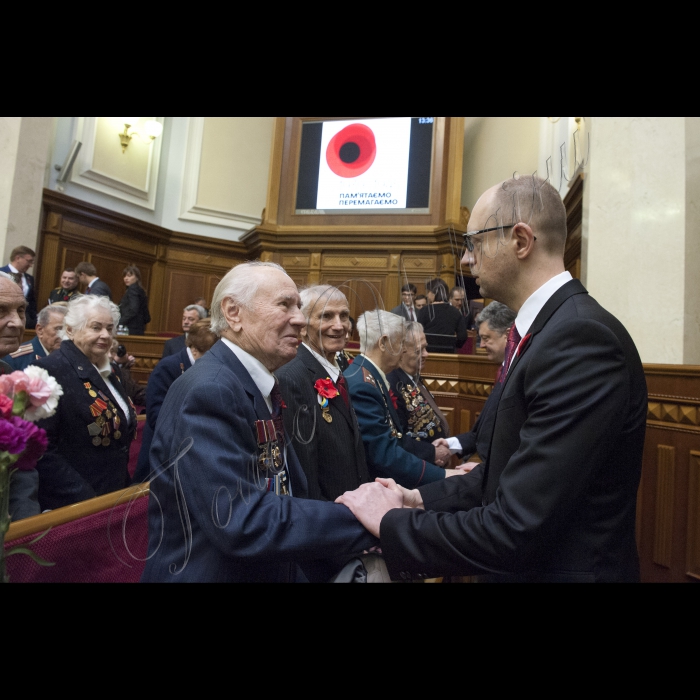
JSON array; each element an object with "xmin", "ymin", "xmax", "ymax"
[
  {"xmin": 0, "ymin": 395, "xmax": 13, "ymax": 420},
  {"xmin": 23, "ymin": 374, "xmax": 52, "ymax": 408}
]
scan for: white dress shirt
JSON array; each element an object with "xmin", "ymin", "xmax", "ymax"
[
  {"xmin": 303, "ymin": 343, "xmax": 341, "ymax": 383},
  {"xmin": 96, "ymin": 362, "xmax": 132, "ymax": 426},
  {"xmin": 221, "ymin": 338, "xmax": 276, "ymax": 413}
]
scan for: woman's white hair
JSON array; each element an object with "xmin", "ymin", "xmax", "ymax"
[
  {"xmin": 62, "ymin": 294, "xmax": 121, "ymax": 340},
  {"xmin": 357, "ymin": 310, "xmax": 406, "ymax": 354},
  {"xmin": 210, "ymin": 261, "xmax": 287, "ymax": 335}
]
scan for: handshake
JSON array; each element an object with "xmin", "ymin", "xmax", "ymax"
[{"xmin": 432, "ymin": 438, "xmax": 480, "ymax": 473}]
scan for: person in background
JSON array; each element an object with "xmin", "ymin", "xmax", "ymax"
[
  {"xmin": 0, "ymin": 272, "xmax": 40, "ymax": 522},
  {"xmin": 49, "ymin": 269, "xmax": 80, "ymax": 305},
  {"xmin": 118, "ymin": 265, "xmax": 151, "ymax": 336},
  {"xmin": 1, "ymin": 246, "xmax": 37, "ymax": 330},
  {"xmin": 417, "ymin": 279, "xmax": 467, "ymax": 354},
  {"xmin": 133, "ymin": 318, "xmax": 218, "ymax": 484},
  {"xmin": 5, "ymin": 305, "xmax": 68, "ymax": 371},
  {"xmin": 193, "ymin": 297, "xmax": 210, "ymax": 317},
  {"xmin": 34, "ymin": 295, "xmax": 136, "ymax": 511},
  {"xmin": 432, "ymin": 301, "xmax": 516, "ymax": 471},
  {"xmin": 277, "ymin": 286, "xmax": 370, "ymax": 502},
  {"xmin": 109, "ymin": 340, "xmax": 145, "ymax": 410},
  {"xmin": 75, "ymin": 262, "xmax": 112, "ymax": 300},
  {"xmin": 414, "ymin": 295, "xmax": 428, "ymax": 312},
  {"xmin": 161, "ymin": 304, "xmax": 207, "ymax": 358},
  {"xmin": 390, "ymin": 284, "xmax": 418, "ymax": 322}
]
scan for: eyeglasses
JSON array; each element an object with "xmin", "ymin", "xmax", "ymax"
[{"xmin": 463, "ymin": 225, "xmax": 516, "ymax": 252}]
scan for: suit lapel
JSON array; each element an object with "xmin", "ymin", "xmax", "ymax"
[
  {"xmin": 357, "ymin": 355, "xmax": 402, "ymax": 427},
  {"xmin": 504, "ymin": 279, "xmax": 588, "ymax": 388}
]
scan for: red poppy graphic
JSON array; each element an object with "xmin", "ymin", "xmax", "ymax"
[{"xmin": 326, "ymin": 124, "xmax": 377, "ymax": 178}]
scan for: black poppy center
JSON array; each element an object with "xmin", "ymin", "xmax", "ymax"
[{"xmin": 339, "ymin": 142, "xmax": 361, "ymax": 164}]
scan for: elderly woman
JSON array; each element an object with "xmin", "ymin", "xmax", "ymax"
[
  {"xmin": 118, "ymin": 265, "xmax": 151, "ymax": 336},
  {"xmin": 345, "ymin": 310, "xmax": 463, "ymax": 489},
  {"xmin": 34, "ymin": 295, "xmax": 137, "ymax": 511}
]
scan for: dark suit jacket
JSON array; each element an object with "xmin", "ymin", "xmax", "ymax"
[
  {"xmin": 417, "ymin": 303, "xmax": 467, "ymax": 354},
  {"xmin": 454, "ymin": 383, "xmax": 503, "ymax": 463},
  {"xmin": 118, "ymin": 284, "xmax": 150, "ymax": 336},
  {"xmin": 86, "ymin": 279, "xmax": 112, "ymax": 300},
  {"xmin": 133, "ymin": 347, "xmax": 192, "ymax": 484},
  {"xmin": 34, "ymin": 341, "xmax": 136, "ymax": 511},
  {"xmin": 390, "ymin": 304, "xmax": 417, "ymax": 322},
  {"xmin": 345, "ymin": 355, "xmax": 445, "ymax": 489},
  {"xmin": 277, "ymin": 344, "xmax": 370, "ymax": 502},
  {"xmin": 381, "ymin": 280, "xmax": 648, "ymax": 583},
  {"xmin": 162, "ymin": 335, "xmax": 186, "ymax": 358},
  {"xmin": 141, "ymin": 340, "xmax": 376, "ymax": 583},
  {"xmin": 1, "ymin": 266, "xmax": 37, "ymax": 329},
  {"xmin": 4, "ymin": 336, "xmax": 47, "ymax": 372}
]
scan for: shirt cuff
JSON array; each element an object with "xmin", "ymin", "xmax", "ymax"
[{"xmin": 447, "ymin": 437, "xmax": 462, "ymax": 454}]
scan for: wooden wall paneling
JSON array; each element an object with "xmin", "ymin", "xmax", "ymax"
[
  {"xmin": 653, "ymin": 445, "xmax": 676, "ymax": 569},
  {"xmin": 165, "ymin": 270, "xmax": 208, "ymax": 333},
  {"xmin": 687, "ymin": 451, "xmax": 700, "ymax": 580},
  {"xmin": 461, "ymin": 410, "xmax": 472, "ymax": 437}
]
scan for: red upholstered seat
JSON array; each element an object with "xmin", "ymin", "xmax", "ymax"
[{"xmin": 4, "ymin": 486, "xmax": 149, "ymax": 584}]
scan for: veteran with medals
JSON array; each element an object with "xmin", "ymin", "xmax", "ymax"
[
  {"xmin": 34, "ymin": 295, "xmax": 136, "ymax": 511},
  {"xmin": 345, "ymin": 310, "xmax": 466, "ymax": 490},
  {"xmin": 142, "ymin": 263, "xmax": 376, "ymax": 583},
  {"xmin": 387, "ymin": 322, "xmax": 452, "ymax": 469},
  {"xmin": 277, "ymin": 285, "xmax": 370, "ymax": 502}
]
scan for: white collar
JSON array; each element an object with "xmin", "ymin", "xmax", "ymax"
[
  {"xmin": 221, "ymin": 337, "xmax": 276, "ymax": 412},
  {"xmin": 186, "ymin": 347, "xmax": 196, "ymax": 366},
  {"xmin": 515, "ymin": 272, "xmax": 573, "ymax": 338},
  {"xmin": 362, "ymin": 355, "xmax": 390, "ymax": 391},
  {"xmin": 94, "ymin": 360, "xmax": 112, "ymax": 380},
  {"xmin": 88, "ymin": 277, "xmax": 99, "ymax": 289},
  {"xmin": 8, "ymin": 264, "xmax": 20, "ymax": 275},
  {"xmin": 303, "ymin": 343, "xmax": 340, "ymax": 382}
]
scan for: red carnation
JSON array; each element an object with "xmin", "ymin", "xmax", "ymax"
[
  {"xmin": 0, "ymin": 395, "xmax": 13, "ymax": 420},
  {"xmin": 389, "ymin": 390, "xmax": 399, "ymax": 411}
]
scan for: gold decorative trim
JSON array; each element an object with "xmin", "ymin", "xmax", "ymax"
[{"xmin": 653, "ymin": 446, "xmax": 675, "ymax": 569}]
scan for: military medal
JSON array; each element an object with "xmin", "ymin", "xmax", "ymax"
[
  {"xmin": 314, "ymin": 377, "xmax": 339, "ymax": 425},
  {"xmin": 84, "ymin": 382, "xmax": 126, "ymax": 448}
]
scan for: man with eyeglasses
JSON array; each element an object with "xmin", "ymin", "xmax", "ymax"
[{"xmin": 338, "ymin": 175, "xmax": 648, "ymax": 584}]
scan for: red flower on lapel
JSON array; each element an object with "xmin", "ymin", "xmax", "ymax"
[
  {"xmin": 314, "ymin": 378, "xmax": 339, "ymax": 400},
  {"xmin": 389, "ymin": 390, "xmax": 399, "ymax": 411},
  {"xmin": 517, "ymin": 334, "xmax": 533, "ymax": 357}
]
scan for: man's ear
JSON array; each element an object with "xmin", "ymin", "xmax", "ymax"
[
  {"xmin": 222, "ymin": 298, "xmax": 243, "ymax": 333},
  {"xmin": 513, "ymin": 223, "xmax": 537, "ymax": 260}
]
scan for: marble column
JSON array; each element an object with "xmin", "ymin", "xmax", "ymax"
[
  {"xmin": 0, "ymin": 116, "xmax": 54, "ymax": 263},
  {"xmin": 583, "ymin": 117, "xmax": 700, "ymax": 365}
]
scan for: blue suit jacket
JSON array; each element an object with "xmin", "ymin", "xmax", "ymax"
[
  {"xmin": 4, "ymin": 336, "xmax": 47, "ymax": 372},
  {"xmin": 141, "ymin": 340, "xmax": 376, "ymax": 583},
  {"xmin": 345, "ymin": 355, "xmax": 445, "ymax": 489},
  {"xmin": 133, "ymin": 347, "xmax": 192, "ymax": 484}
]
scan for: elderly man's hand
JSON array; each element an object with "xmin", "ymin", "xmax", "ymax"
[
  {"xmin": 336, "ymin": 481, "xmax": 405, "ymax": 538},
  {"xmin": 375, "ymin": 478, "xmax": 425, "ymax": 510}
]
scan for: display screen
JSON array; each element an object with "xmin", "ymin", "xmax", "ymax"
[{"xmin": 296, "ymin": 117, "xmax": 435, "ymax": 215}]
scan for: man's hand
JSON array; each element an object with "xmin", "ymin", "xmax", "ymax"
[
  {"xmin": 458, "ymin": 462, "xmax": 480, "ymax": 473},
  {"xmin": 444, "ymin": 468, "xmax": 470, "ymax": 478},
  {"xmin": 375, "ymin": 478, "xmax": 424, "ymax": 510},
  {"xmin": 433, "ymin": 438, "xmax": 450, "ymax": 451},
  {"xmin": 336, "ymin": 481, "xmax": 406, "ymax": 538},
  {"xmin": 434, "ymin": 443, "xmax": 451, "ymax": 467}
]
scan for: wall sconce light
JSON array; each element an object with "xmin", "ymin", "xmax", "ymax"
[{"xmin": 119, "ymin": 117, "xmax": 163, "ymax": 153}]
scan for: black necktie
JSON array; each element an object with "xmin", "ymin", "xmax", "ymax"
[
  {"xmin": 336, "ymin": 373, "xmax": 350, "ymax": 408},
  {"xmin": 12, "ymin": 272, "xmax": 22, "ymax": 288}
]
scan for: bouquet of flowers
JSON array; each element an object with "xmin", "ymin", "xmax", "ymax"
[{"xmin": 0, "ymin": 367, "xmax": 64, "ymax": 583}]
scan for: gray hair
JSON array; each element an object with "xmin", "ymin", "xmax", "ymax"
[
  {"xmin": 210, "ymin": 262, "xmax": 287, "ymax": 335},
  {"xmin": 0, "ymin": 271, "xmax": 15, "ymax": 283},
  {"xmin": 357, "ymin": 310, "xmax": 406, "ymax": 354},
  {"xmin": 37, "ymin": 304, "xmax": 68, "ymax": 328},
  {"xmin": 62, "ymin": 294, "xmax": 121, "ymax": 340},
  {"xmin": 476, "ymin": 302, "xmax": 517, "ymax": 336},
  {"xmin": 185, "ymin": 304, "xmax": 208, "ymax": 320},
  {"xmin": 300, "ymin": 285, "xmax": 348, "ymax": 320}
]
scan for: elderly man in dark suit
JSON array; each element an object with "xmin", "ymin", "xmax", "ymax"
[
  {"xmin": 5, "ymin": 305, "xmax": 68, "ymax": 371},
  {"xmin": 339, "ymin": 175, "xmax": 648, "ymax": 583},
  {"xmin": 1, "ymin": 246, "xmax": 38, "ymax": 329},
  {"xmin": 161, "ymin": 305, "xmax": 207, "ymax": 358},
  {"xmin": 277, "ymin": 285, "xmax": 370, "ymax": 502},
  {"xmin": 0, "ymin": 272, "xmax": 40, "ymax": 522},
  {"xmin": 142, "ymin": 262, "xmax": 376, "ymax": 583}
]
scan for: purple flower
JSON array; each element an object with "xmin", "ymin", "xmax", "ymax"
[
  {"xmin": 12, "ymin": 420, "xmax": 48, "ymax": 472},
  {"xmin": 0, "ymin": 417, "xmax": 29, "ymax": 455}
]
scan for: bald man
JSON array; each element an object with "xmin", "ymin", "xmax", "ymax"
[{"xmin": 338, "ymin": 176, "xmax": 648, "ymax": 583}]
